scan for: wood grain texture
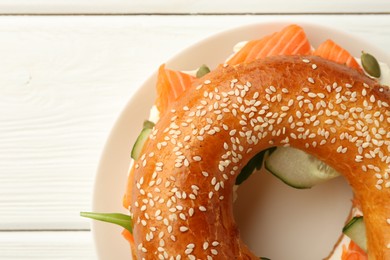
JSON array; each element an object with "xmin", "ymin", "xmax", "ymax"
[
  {"xmin": 0, "ymin": 0, "xmax": 388, "ymax": 14},
  {"xmin": 0, "ymin": 231, "xmax": 95, "ymax": 259}
]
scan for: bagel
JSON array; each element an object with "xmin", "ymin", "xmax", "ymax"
[{"xmin": 127, "ymin": 55, "xmax": 390, "ymax": 259}]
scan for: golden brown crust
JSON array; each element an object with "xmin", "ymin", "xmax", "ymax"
[{"xmin": 129, "ymin": 56, "xmax": 390, "ymax": 259}]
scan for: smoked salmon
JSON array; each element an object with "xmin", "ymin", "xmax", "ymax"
[
  {"xmin": 155, "ymin": 26, "xmax": 365, "ymax": 117},
  {"xmin": 313, "ymin": 39, "xmax": 362, "ymax": 71},
  {"xmin": 341, "ymin": 240, "xmax": 368, "ymax": 260},
  {"xmin": 227, "ymin": 24, "xmax": 312, "ymax": 65},
  {"xmin": 155, "ymin": 64, "xmax": 196, "ymax": 115}
]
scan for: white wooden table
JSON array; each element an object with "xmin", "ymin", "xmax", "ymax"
[{"xmin": 0, "ymin": 1, "xmax": 389, "ymax": 259}]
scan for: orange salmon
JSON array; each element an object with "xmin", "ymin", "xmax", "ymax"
[
  {"xmin": 313, "ymin": 39, "xmax": 362, "ymax": 71},
  {"xmin": 227, "ymin": 24, "xmax": 312, "ymax": 65},
  {"xmin": 155, "ymin": 64, "xmax": 196, "ymax": 115},
  {"xmin": 342, "ymin": 240, "xmax": 368, "ymax": 260}
]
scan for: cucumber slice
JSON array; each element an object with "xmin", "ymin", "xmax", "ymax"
[
  {"xmin": 343, "ymin": 216, "xmax": 367, "ymax": 252},
  {"xmin": 235, "ymin": 147, "xmax": 276, "ymax": 185},
  {"xmin": 131, "ymin": 120, "xmax": 155, "ymax": 160},
  {"xmin": 264, "ymin": 147, "xmax": 340, "ymax": 189}
]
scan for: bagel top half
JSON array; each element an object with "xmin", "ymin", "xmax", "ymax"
[{"xmin": 129, "ymin": 55, "xmax": 390, "ymax": 259}]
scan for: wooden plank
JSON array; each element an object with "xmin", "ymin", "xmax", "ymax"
[
  {"xmin": 0, "ymin": 0, "xmax": 388, "ymax": 14},
  {"xmin": 0, "ymin": 231, "xmax": 95, "ymax": 259},
  {"xmin": 0, "ymin": 15, "xmax": 389, "ymax": 230}
]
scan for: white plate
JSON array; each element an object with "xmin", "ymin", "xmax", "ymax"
[{"xmin": 92, "ymin": 21, "xmax": 390, "ymax": 260}]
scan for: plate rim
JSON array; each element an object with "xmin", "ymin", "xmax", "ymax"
[{"xmin": 90, "ymin": 20, "xmax": 390, "ymax": 259}]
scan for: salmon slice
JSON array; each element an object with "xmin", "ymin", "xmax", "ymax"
[
  {"xmin": 122, "ymin": 229, "xmax": 137, "ymax": 259},
  {"xmin": 123, "ymin": 166, "xmax": 135, "ymax": 210},
  {"xmin": 313, "ymin": 39, "xmax": 362, "ymax": 71},
  {"xmin": 227, "ymin": 24, "xmax": 312, "ymax": 65},
  {"xmin": 341, "ymin": 240, "xmax": 368, "ymax": 260},
  {"xmin": 155, "ymin": 64, "xmax": 196, "ymax": 115},
  {"xmin": 122, "ymin": 229, "xmax": 134, "ymax": 244}
]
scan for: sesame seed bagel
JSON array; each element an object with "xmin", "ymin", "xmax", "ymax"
[{"xmin": 130, "ymin": 55, "xmax": 390, "ymax": 259}]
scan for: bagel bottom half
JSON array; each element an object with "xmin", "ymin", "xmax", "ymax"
[{"xmin": 128, "ymin": 55, "xmax": 390, "ymax": 259}]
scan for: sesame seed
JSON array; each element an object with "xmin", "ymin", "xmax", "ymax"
[
  {"xmin": 191, "ymin": 185, "xmax": 199, "ymax": 190},
  {"xmin": 179, "ymin": 226, "xmax": 189, "ymax": 232},
  {"xmin": 199, "ymin": 206, "xmax": 207, "ymax": 212},
  {"xmin": 325, "ymin": 119, "xmax": 334, "ymax": 125},
  {"xmin": 175, "ymin": 162, "xmax": 182, "ymax": 168},
  {"xmin": 193, "ymin": 156, "xmax": 201, "ymax": 161},
  {"xmin": 159, "ymin": 239, "xmax": 165, "ymax": 247},
  {"xmin": 211, "ymin": 249, "xmax": 218, "ymax": 255},
  {"xmin": 187, "ymin": 243, "xmax": 195, "ymax": 249}
]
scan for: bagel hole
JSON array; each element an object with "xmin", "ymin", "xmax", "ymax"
[{"xmin": 233, "ymin": 164, "xmax": 352, "ymax": 259}]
